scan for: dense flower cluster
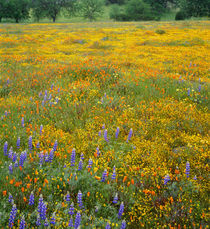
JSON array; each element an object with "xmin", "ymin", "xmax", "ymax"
[{"xmin": 0, "ymin": 21, "xmax": 209, "ymax": 228}]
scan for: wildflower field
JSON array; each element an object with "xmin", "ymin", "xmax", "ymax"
[{"xmin": 0, "ymin": 21, "xmax": 209, "ymax": 229}]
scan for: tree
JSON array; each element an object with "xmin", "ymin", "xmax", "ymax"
[
  {"xmin": 0, "ymin": 0, "xmax": 6, "ymax": 22},
  {"xmin": 4, "ymin": 0, "xmax": 30, "ymax": 23},
  {"xmin": 125, "ymin": 0, "xmax": 158, "ymax": 21},
  {"xmin": 31, "ymin": 0, "xmax": 46, "ymax": 22},
  {"xmin": 144, "ymin": 0, "xmax": 175, "ymax": 13},
  {"xmin": 79, "ymin": 0, "xmax": 105, "ymax": 21},
  {"xmin": 32, "ymin": 0, "xmax": 76, "ymax": 22},
  {"xmin": 178, "ymin": 0, "xmax": 210, "ymax": 17}
]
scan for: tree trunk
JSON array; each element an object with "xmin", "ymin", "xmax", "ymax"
[
  {"xmin": 15, "ymin": 18, "xmax": 19, "ymax": 23},
  {"xmin": 52, "ymin": 16, "xmax": 56, "ymax": 22},
  {"xmin": 0, "ymin": 17, "xmax": 2, "ymax": 23}
]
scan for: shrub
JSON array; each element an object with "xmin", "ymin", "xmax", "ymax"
[
  {"xmin": 175, "ymin": 11, "xmax": 187, "ymax": 20},
  {"xmin": 155, "ymin": 29, "xmax": 166, "ymax": 34},
  {"xmin": 125, "ymin": 0, "xmax": 158, "ymax": 21},
  {"xmin": 109, "ymin": 4, "xmax": 127, "ymax": 21}
]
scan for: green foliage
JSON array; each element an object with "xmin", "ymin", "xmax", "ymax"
[
  {"xmin": 107, "ymin": 0, "xmax": 125, "ymax": 5},
  {"xmin": 79, "ymin": 0, "xmax": 105, "ymax": 21},
  {"xmin": 125, "ymin": 0, "xmax": 158, "ymax": 21},
  {"xmin": 155, "ymin": 29, "xmax": 166, "ymax": 34},
  {"xmin": 31, "ymin": 0, "xmax": 77, "ymax": 22},
  {"xmin": 109, "ymin": 4, "xmax": 127, "ymax": 21},
  {"xmin": 175, "ymin": 10, "xmax": 187, "ymax": 20},
  {"xmin": 177, "ymin": 0, "xmax": 210, "ymax": 17},
  {"xmin": 2, "ymin": 0, "xmax": 30, "ymax": 23}
]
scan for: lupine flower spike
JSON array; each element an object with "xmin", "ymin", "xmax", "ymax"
[
  {"xmin": 118, "ymin": 202, "xmax": 124, "ymax": 219},
  {"xmin": 164, "ymin": 174, "xmax": 170, "ymax": 185},
  {"xmin": 126, "ymin": 128, "xmax": 133, "ymax": 142},
  {"xmin": 186, "ymin": 161, "xmax": 190, "ymax": 178},
  {"xmin": 113, "ymin": 193, "xmax": 118, "ymax": 204},
  {"xmin": 71, "ymin": 148, "xmax": 76, "ymax": 166},
  {"xmin": 115, "ymin": 127, "xmax": 120, "ymax": 139},
  {"xmin": 105, "ymin": 223, "xmax": 111, "ymax": 229},
  {"xmin": 74, "ymin": 211, "xmax": 81, "ymax": 229},
  {"xmin": 77, "ymin": 191, "xmax": 83, "ymax": 209},
  {"xmin": 121, "ymin": 220, "xmax": 126, "ymax": 229},
  {"xmin": 8, "ymin": 204, "xmax": 17, "ymax": 228},
  {"xmin": 29, "ymin": 191, "xmax": 34, "ymax": 206},
  {"xmin": 19, "ymin": 215, "xmax": 25, "ymax": 229}
]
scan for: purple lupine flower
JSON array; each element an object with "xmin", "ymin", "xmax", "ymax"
[
  {"xmin": 118, "ymin": 202, "xmax": 124, "ymax": 219},
  {"xmin": 17, "ymin": 137, "xmax": 20, "ymax": 149},
  {"xmin": 78, "ymin": 160, "xmax": 83, "ymax": 171},
  {"xmin": 42, "ymin": 100, "xmax": 45, "ymax": 106},
  {"xmin": 29, "ymin": 191, "xmax": 34, "ymax": 206},
  {"xmin": 95, "ymin": 206, "xmax": 98, "ymax": 213},
  {"xmin": 87, "ymin": 158, "xmax": 93, "ymax": 169},
  {"xmin": 48, "ymin": 94, "xmax": 52, "ymax": 101},
  {"xmin": 77, "ymin": 191, "xmax": 83, "ymax": 209},
  {"xmin": 8, "ymin": 193, "xmax": 13, "ymax": 203},
  {"xmin": 36, "ymin": 142, "xmax": 40, "ymax": 149},
  {"xmin": 115, "ymin": 127, "xmax": 120, "ymax": 139},
  {"xmin": 96, "ymin": 146, "xmax": 100, "ymax": 157},
  {"xmin": 14, "ymin": 161, "xmax": 18, "ymax": 168},
  {"xmin": 113, "ymin": 193, "xmax": 118, "ymax": 204},
  {"xmin": 5, "ymin": 111, "xmax": 8, "ymax": 116},
  {"xmin": 105, "ymin": 223, "xmax": 111, "ymax": 229},
  {"xmin": 19, "ymin": 151, "xmax": 27, "ymax": 167},
  {"xmin": 8, "ymin": 204, "xmax": 17, "ymax": 228},
  {"xmin": 126, "ymin": 128, "xmax": 133, "ymax": 142},
  {"xmin": 102, "ymin": 124, "xmax": 105, "ymax": 129},
  {"xmin": 121, "ymin": 220, "xmax": 126, "ymax": 229},
  {"xmin": 193, "ymin": 175, "xmax": 197, "ymax": 180},
  {"xmin": 65, "ymin": 192, "xmax": 71, "ymax": 202},
  {"xmin": 4, "ymin": 141, "xmax": 8, "ymax": 156},
  {"xmin": 48, "ymin": 150, "xmax": 54, "ymax": 163},
  {"xmin": 80, "ymin": 153, "xmax": 84, "ymax": 160},
  {"xmin": 21, "ymin": 117, "xmax": 24, "ymax": 127},
  {"xmin": 50, "ymin": 213, "xmax": 56, "ymax": 225},
  {"xmin": 7, "ymin": 78, "xmax": 10, "ymax": 85},
  {"xmin": 104, "ymin": 129, "xmax": 109, "ymax": 142},
  {"xmin": 28, "ymin": 136, "xmax": 33, "ymax": 151},
  {"xmin": 111, "ymin": 166, "xmax": 116, "ymax": 180},
  {"xmin": 39, "ymin": 152, "xmax": 44, "ymax": 166},
  {"xmin": 51, "ymin": 84, "xmax": 54, "ymax": 90},
  {"xmin": 68, "ymin": 216, "xmax": 74, "ymax": 227},
  {"xmin": 164, "ymin": 174, "xmax": 170, "ymax": 185},
  {"xmin": 8, "ymin": 147, "xmax": 13, "ymax": 159},
  {"xmin": 39, "ymin": 92, "xmax": 42, "ymax": 97},
  {"xmin": 37, "ymin": 194, "xmax": 44, "ymax": 215},
  {"xmin": 44, "ymin": 218, "xmax": 49, "ymax": 227},
  {"xmin": 53, "ymin": 140, "xmax": 58, "ymax": 151},
  {"xmin": 71, "ymin": 148, "xmax": 76, "ymax": 166},
  {"xmin": 186, "ymin": 161, "xmax": 190, "ymax": 178},
  {"xmin": 9, "ymin": 163, "xmax": 13, "ymax": 174},
  {"xmin": 68, "ymin": 202, "xmax": 74, "ymax": 216},
  {"xmin": 101, "ymin": 169, "xmax": 107, "ymax": 182},
  {"xmin": 44, "ymin": 153, "xmax": 49, "ymax": 163},
  {"xmin": 198, "ymin": 85, "xmax": 201, "ymax": 92},
  {"xmin": 40, "ymin": 125, "xmax": 43, "ymax": 135},
  {"xmin": 74, "ymin": 211, "xmax": 81, "ymax": 229},
  {"xmin": 187, "ymin": 89, "xmax": 190, "ymax": 96},
  {"xmin": 98, "ymin": 130, "xmax": 102, "ymax": 137},
  {"xmin": 36, "ymin": 215, "xmax": 41, "ymax": 226},
  {"xmin": 40, "ymin": 202, "xmax": 47, "ymax": 220},
  {"xmin": 19, "ymin": 215, "xmax": 25, "ymax": 229}
]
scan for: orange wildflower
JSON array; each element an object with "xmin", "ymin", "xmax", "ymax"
[{"xmin": 123, "ymin": 176, "xmax": 127, "ymax": 183}]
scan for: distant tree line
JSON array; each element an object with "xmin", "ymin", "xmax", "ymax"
[{"xmin": 0, "ymin": 0, "xmax": 209, "ymax": 23}]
